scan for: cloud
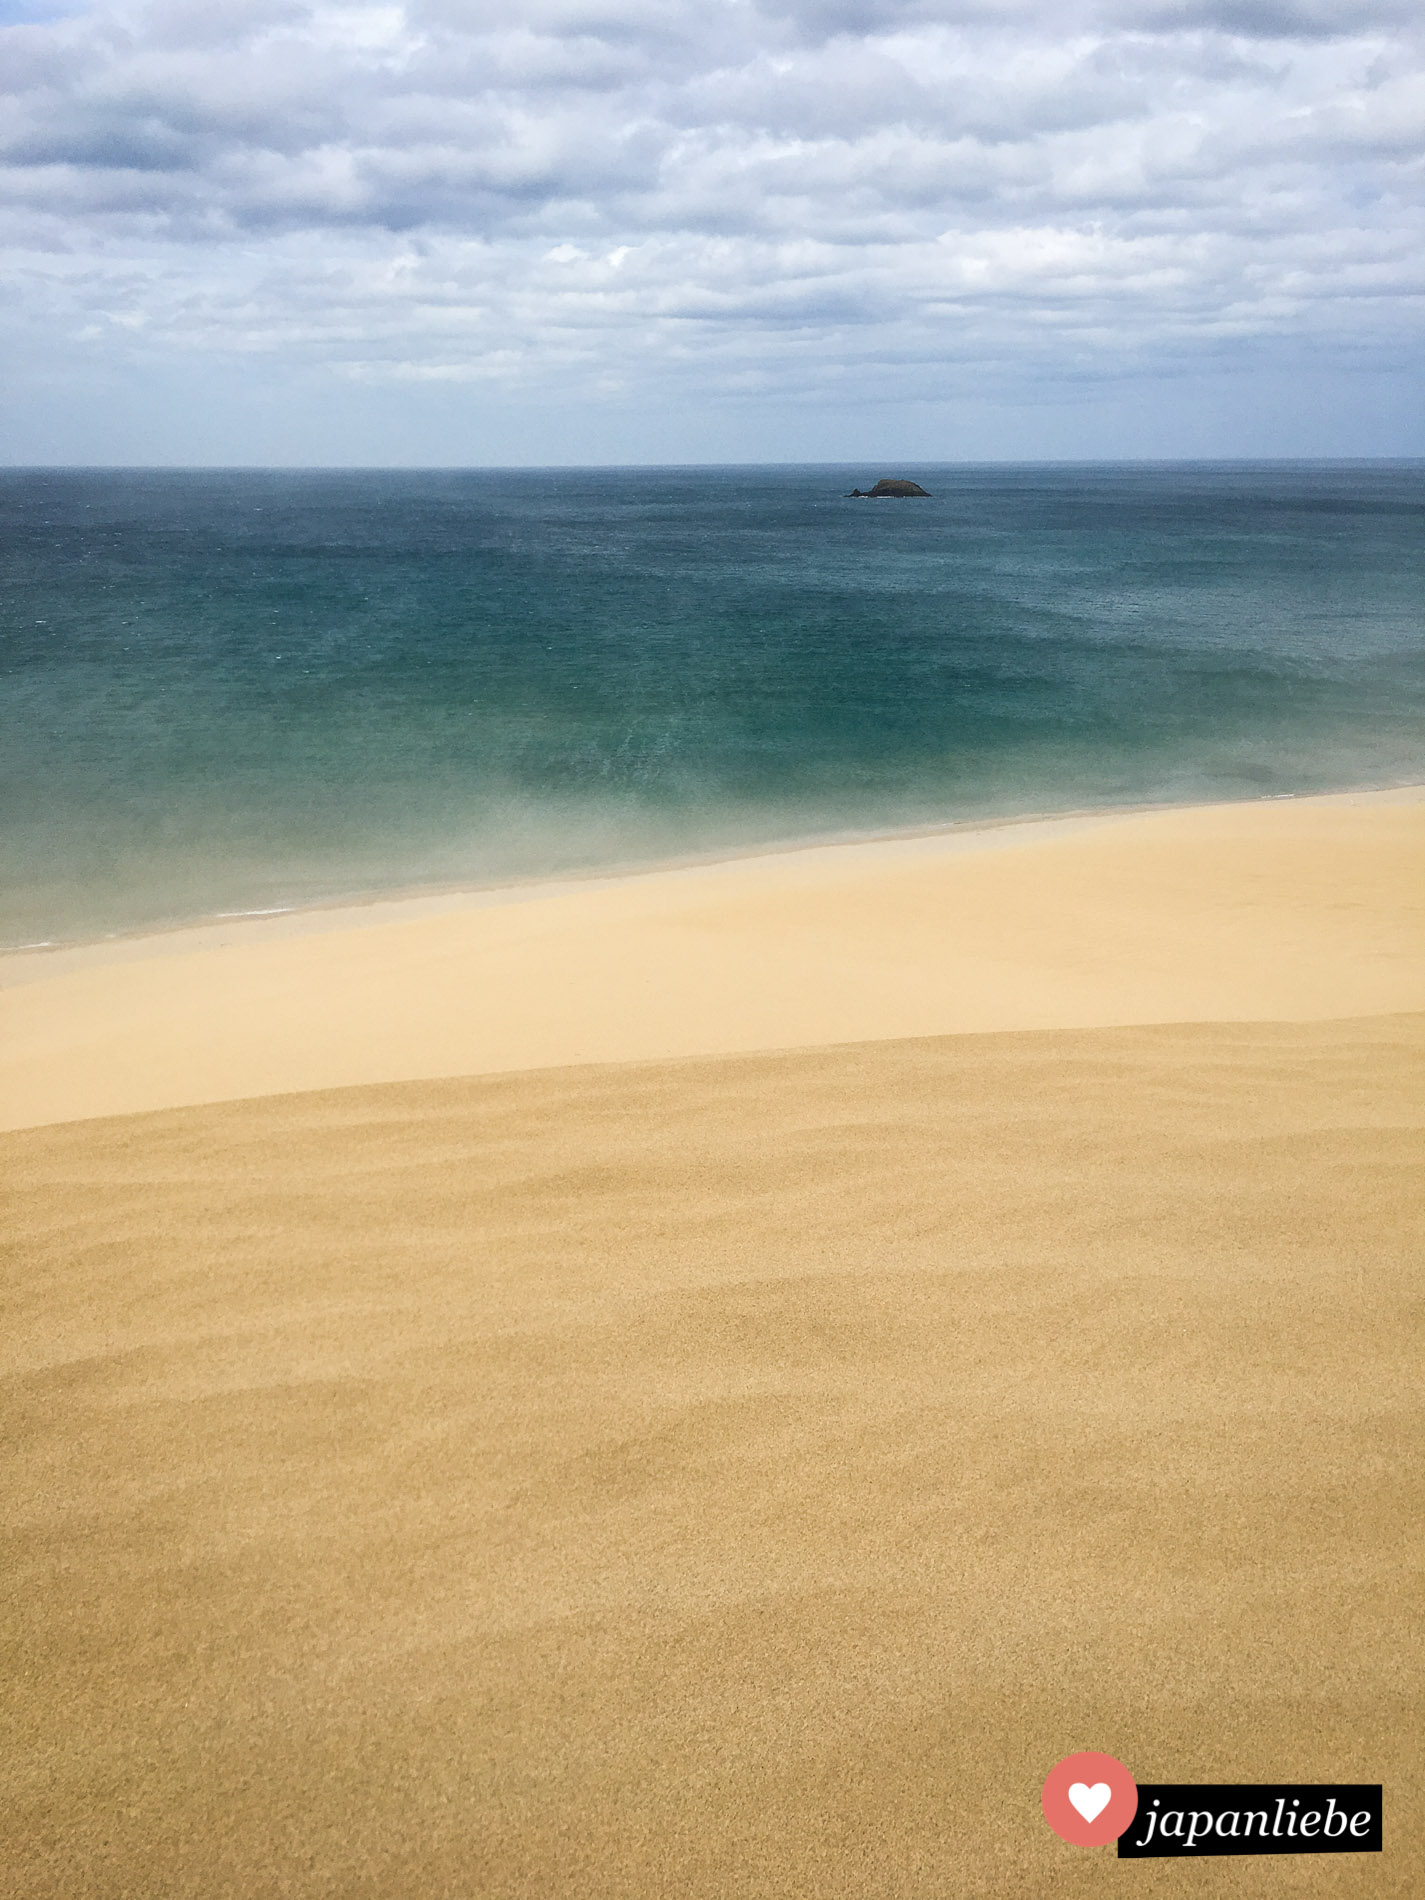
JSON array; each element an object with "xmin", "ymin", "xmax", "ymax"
[{"xmin": 0, "ymin": 0, "xmax": 1420, "ymax": 444}]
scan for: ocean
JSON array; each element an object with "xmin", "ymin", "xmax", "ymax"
[{"xmin": 3, "ymin": 462, "xmax": 1422, "ymax": 950}]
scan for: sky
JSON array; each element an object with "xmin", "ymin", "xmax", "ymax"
[{"xmin": 1, "ymin": 0, "xmax": 1421, "ymax": 464}]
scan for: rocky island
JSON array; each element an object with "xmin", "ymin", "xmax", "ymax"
[{"xmin": 846, "ymin": 479, "xmax": 930, "ymax": 498}]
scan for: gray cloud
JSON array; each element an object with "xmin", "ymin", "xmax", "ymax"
[{"xmin": 0, "ymin": 0, "xmax": 1420, "ymax": 455}]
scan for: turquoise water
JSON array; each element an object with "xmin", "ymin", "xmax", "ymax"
[{"xmin": 3, "ymin": 463, "xmax": 1422, "ymax": 948}]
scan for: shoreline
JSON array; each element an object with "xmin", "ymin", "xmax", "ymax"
[
  {"xmin": 3, "ymin": 778, "xmax": 1421, "ymax": 987},
  {"xmin": 2, "ymin": 783, "xmax": 1420, "ymax": 1132}
]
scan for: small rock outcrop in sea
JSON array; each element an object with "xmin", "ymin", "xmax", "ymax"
[{"xmin": 846, "ymin": 479, "xmax": 931, "ymax": 498}]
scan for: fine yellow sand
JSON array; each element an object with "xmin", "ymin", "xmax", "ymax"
[
  {"xmin": 4, "ymin": 1016, "xmax": 1422, "ymax": 1897},
  {"xmin": 2, "ymin": 791, "xmax": 1422, "ymax": 1896},
  {"xmin": 1, "ymin": 787, "xmax": 1422, "ymax": 1131}
]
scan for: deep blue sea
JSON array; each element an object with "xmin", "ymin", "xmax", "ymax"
[{"xmin": 3, "ymin": 463, "xmax": 1422, "ymax": 949}]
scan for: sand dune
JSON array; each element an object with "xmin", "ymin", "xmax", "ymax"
[
  {"xmin": 2, "ymin": 787, "xmax": 1422, "ymax": 1131},
  {"xmin": 4, "ymin": 1014, "xmax": 1422, "ymax": 1896},
  {"xmin": 4, "ymin": 788, "xmax": 1421, "ymax": 1894}
]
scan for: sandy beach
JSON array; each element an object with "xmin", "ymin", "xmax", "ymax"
[
  {"xmin": 3, "ymin": 787, "xmax": 1423, "ymax": 1896},
  {"xmin": 2, "ymin": 786, "xmax": 1422, "ymax": 1131}
]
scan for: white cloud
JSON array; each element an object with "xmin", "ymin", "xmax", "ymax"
[{"xmin": 0, "ymin": 0, "xmax": 1420, "ymax": 453}]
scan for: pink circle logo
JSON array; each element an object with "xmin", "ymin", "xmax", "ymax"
[{"xmin": 1041, "ymin": 1751, "xmax": 1138, "ymax": 1846}]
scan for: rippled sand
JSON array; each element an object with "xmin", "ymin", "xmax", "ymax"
[{"xmin": 3, "ymin": 791, "xmax": 1421, "ymax": 1895}]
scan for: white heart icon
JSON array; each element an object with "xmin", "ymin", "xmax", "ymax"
[{"xmin": 1068, "ymin": 1782, "xmax": 1112, "ymax": 1823}]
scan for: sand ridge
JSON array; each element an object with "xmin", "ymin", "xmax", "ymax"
[{"xmin": 2, "ymin": 786, "xmax": 1422, "ymax": 1131}]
